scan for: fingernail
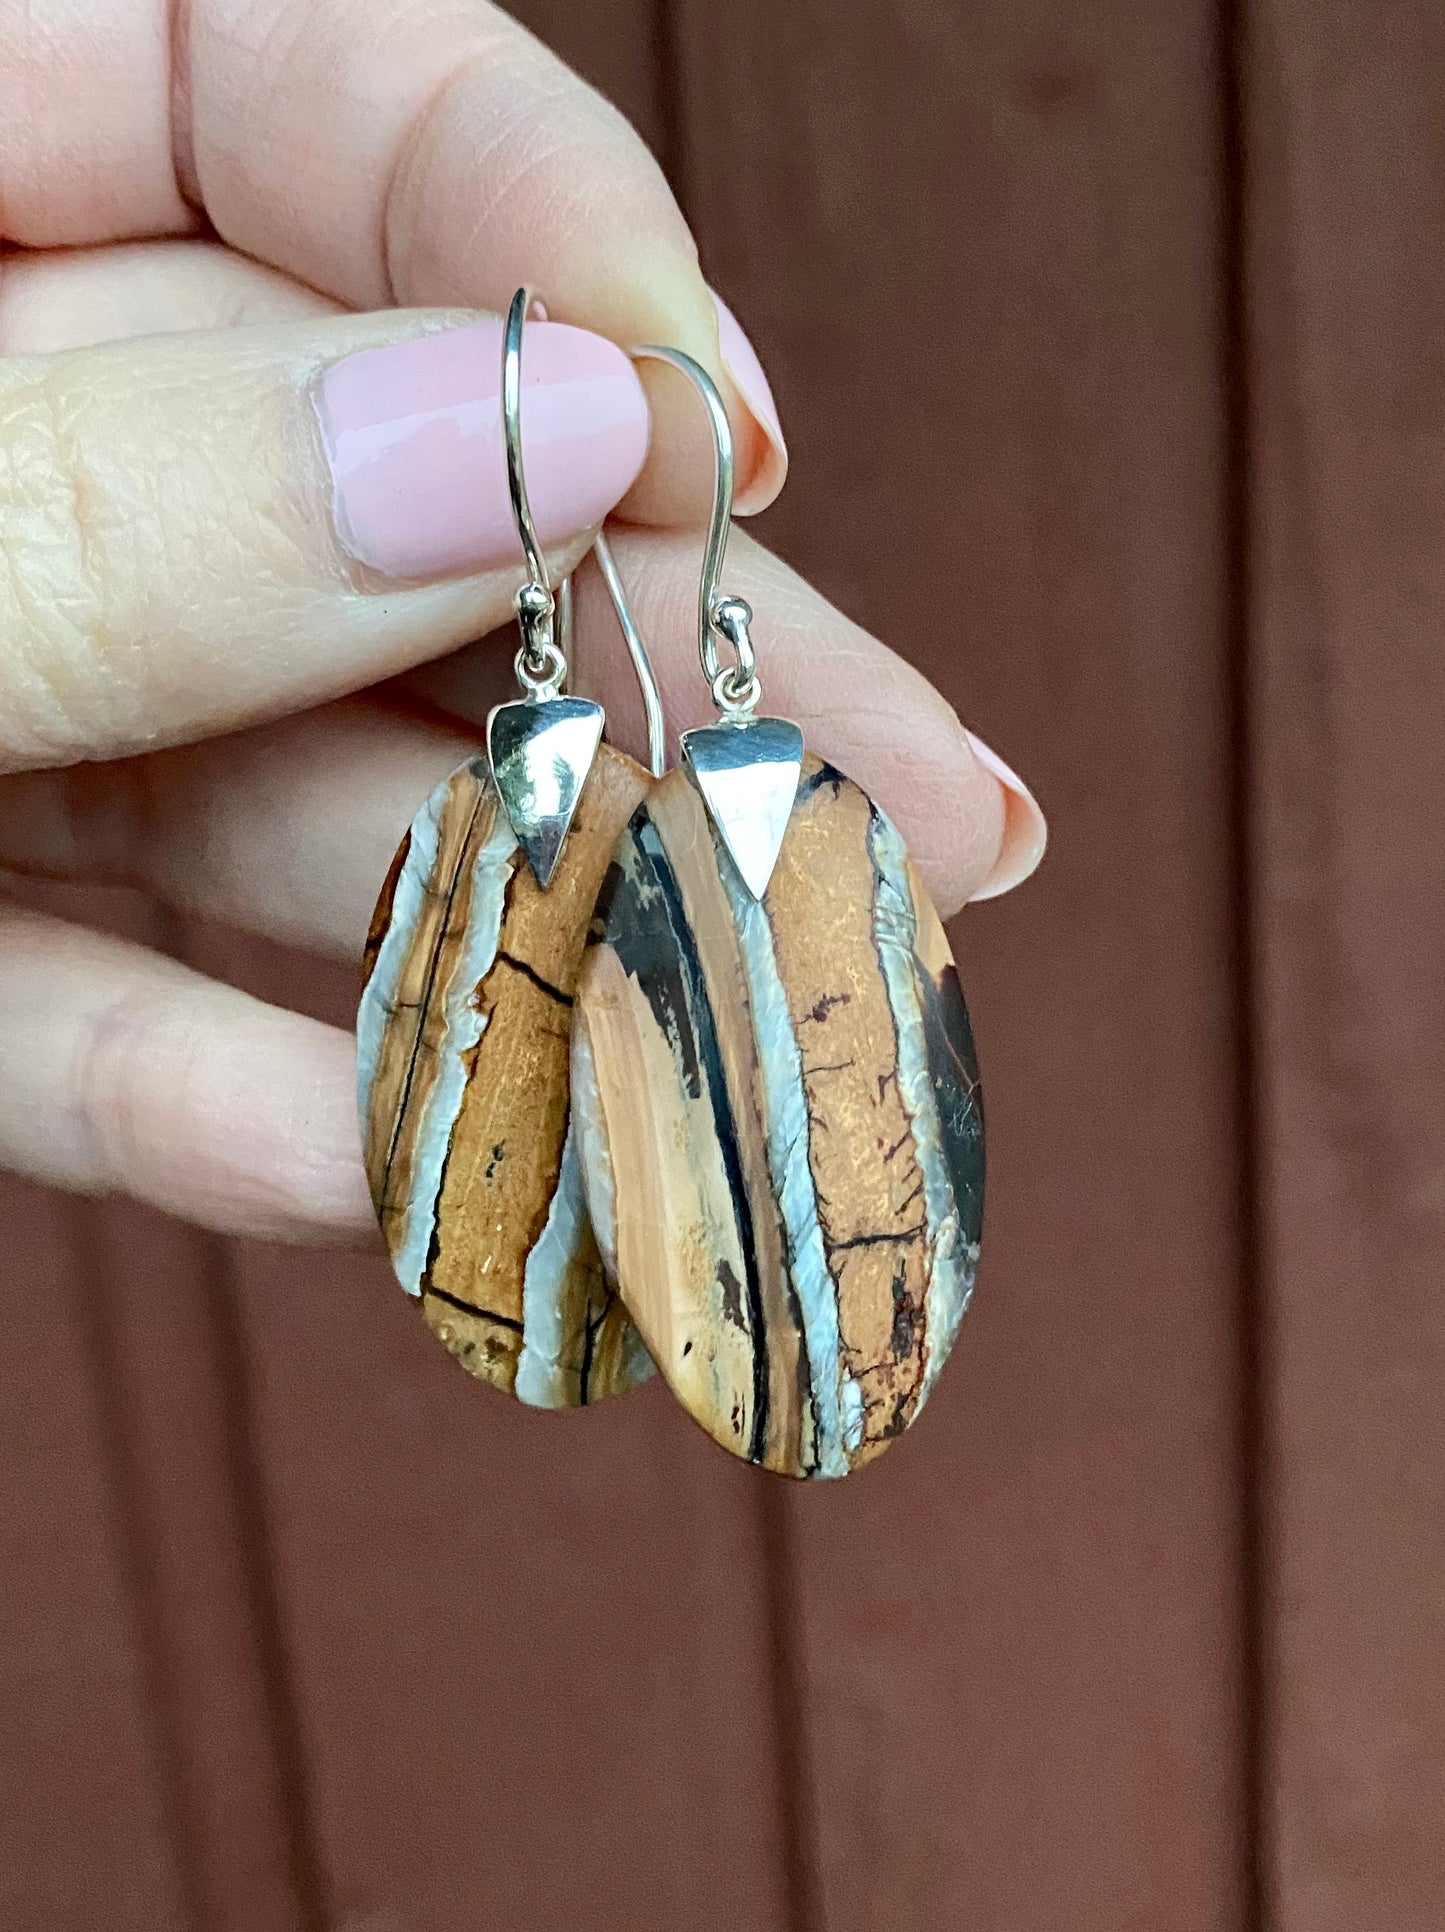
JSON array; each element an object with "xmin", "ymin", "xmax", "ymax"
[
  {"xmin": 315, "ymin": 320, "xmax": 650, "ymax": 581},
  {"xmin": 964, "ymin": 729, "xmax": 1048, "ymax": 900},
  {"xmin": 711, "ymin": 289, "xmax": 788, "ymax": 515}
]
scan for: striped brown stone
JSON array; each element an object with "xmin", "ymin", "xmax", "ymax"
[
  {"xmin": 572, "ymin": 755, "xmax": 985, "ymax": 1478},
  {"xmin": 358, "ymin": 744, "xmax": 656, "ymax": 1407}
]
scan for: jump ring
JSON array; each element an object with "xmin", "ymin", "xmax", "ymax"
[
  {"xmin": 711, "ymin": 664, "xmax": 760, "ymax": 715},
  {"xmin": 516, "ymin": 638, "xmax": 567, "ymax": 697}
]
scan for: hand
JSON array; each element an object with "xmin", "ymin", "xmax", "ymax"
[{"xmin": 0, "ymin": 0, "xmax": 1046, "ymax": 1244}]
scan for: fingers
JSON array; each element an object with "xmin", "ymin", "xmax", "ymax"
[
  {"xmin": 2, "ymin": 1, "xmax": 786, "ymax": 512},
  {"xmin": 0, "ymin": 531, "xmax": 1046, "ymax": 937},
  {"xmin": 0, "ymin": 0, "xmax": 195, "ymax": 244},
  {"xmin": 0, "ymin": 239, "xmax": 340, "ymax": 355},
  {"xmin": 561, "ymin": 527, "xmax": 1046, "ymax": 909},
  {"xmin": 0, "ymin": 307, "xmax": 649, "ymax": 769},
  {"xmin": 0, "ymin": 252, "xmax": 999, "ymax": 893},
  {"xmin": 0, "ymin": 904, "xmax": 372, "ymax": 1242},
  {"xmin": 419, "ymin": 529, "xmax": 1046, "ymax": 904},
  {"xmin": 0, "ymin": 703, "xmax": 477, "ymax": 959},
  {"xmin": 187, "ymin": 0, "xmax": 783, "ymax": 515}
]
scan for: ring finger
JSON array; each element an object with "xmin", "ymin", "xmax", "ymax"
[{"xmin": 0, "ymin": 526, "xmax": 1039, "ymax": 951}]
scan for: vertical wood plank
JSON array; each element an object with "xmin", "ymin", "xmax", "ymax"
[
  {"xmin": 668, "ymin": 0, "xmax": 1248, "ymax": 1924},
  {"xmin": 74, "ymin": 1191, "xmax": 322, "ymax": 1932},
  {"xmin": 0, "ymin": 1170, "xmax": 188, "ymax": 1932},
  {"xmin": 1247, "ymin": 8, "xmax": 1445, "ymax": 1925}
]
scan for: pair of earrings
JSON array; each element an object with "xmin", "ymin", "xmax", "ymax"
[{"xmin": 358, "ymin": 293, "xmax": 985, "ymax": 1479}]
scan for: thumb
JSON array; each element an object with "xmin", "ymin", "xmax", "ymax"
[{"xmin": 0, "ymin": 309, "xmax": 648, "ymax": 769}]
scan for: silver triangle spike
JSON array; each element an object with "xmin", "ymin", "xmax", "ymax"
[
  {"xmin": 682, "ymin": 717, "xmax": 804, "ymax": 901},
  {"xmin": 488, "ymin": 696, "xmax": 604, "ymax": 888}
]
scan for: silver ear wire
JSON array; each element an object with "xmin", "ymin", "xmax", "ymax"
[
  {"xmin": 501, "ymin": 297, "xmax": 663, "ymax": 775},
  {"xmin": 592, "ymin": 531, "xmax": 666, "ymax": 780},
  {"xmin": 628, "ymin": 345, "xmax": 801, "ymax": 901},
  {"xmin": 502, "ymin": 288, "xmax": 567, "ymax": 699},
  {"xmin": 631, "ymin": 346, "xmax": 760, "ymax": 720},
  {"xmin": 487, "ymin": 290, "xmax": 605, "ymax": 887},
  {"xmin": 502, "ymin": 291, "xmax": 549, "ymax": 590}
]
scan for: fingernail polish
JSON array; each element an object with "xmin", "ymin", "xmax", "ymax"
[
  {"xmin": 964, "ymin": 729, "xmax": 1048, "ymax": 900},
  {"xmin": 710, "ymin": 289, "xmax": 788, "ymax": 514},
  {"xmin": 315, "ymin": 320, "xmax": 650, "ymax": 581}
]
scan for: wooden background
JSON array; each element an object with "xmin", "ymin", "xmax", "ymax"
[{"xmin": 4, "ymin": 1, "xmax": 1442, "ymax": 1926}]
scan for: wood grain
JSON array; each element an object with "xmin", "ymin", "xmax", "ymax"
[
  {"xmin": 359, "ymin": 745, "xmax": 652, "ymax": 1406},
  {"xmin": 0, "ymin": 1173, "xmax": 188, "ymax": 1932},
  {"xmin": 575, "ymin": 759, "xmax": 983, "ymax": 1476}
]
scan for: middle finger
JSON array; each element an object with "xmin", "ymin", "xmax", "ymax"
[{"xmin": 0, "ymin": 529, "xmax": 1027, "ymax": 946}]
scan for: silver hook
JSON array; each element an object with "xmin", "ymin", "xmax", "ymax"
[
  {"xmin": 631, "ymin": 345, "xmax": 760, "ymax": 720},
  {"xmin": 502, "ymin": 288, "xmax": 566, "ymax": 698},
  {"xmin": 625, "ymin": 346, "xmax": 800, "ymax": 899},
  {"xmin": 593, "ymin": 533, "xmax": 667, "ymax": 779},
  {"xmin": 503, "ymin": 291, "xmax": 664, "ymax": 776}
]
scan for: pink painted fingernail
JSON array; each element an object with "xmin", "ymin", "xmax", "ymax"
[
  {"xmin": 711, "ymin": 289, "xmax": 788, "ymax": 514},
  {"xmin": 965, "ymin": 729, "xmax": 1048, "ymax": 900},
  {"xmin": 315, "ymin": 320, "xmax": 650, "ymax": 581}
]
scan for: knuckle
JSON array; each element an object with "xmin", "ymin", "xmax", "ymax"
[
  {"xmin": 73, "ymin": 984, "xmax": 172, "ymax": 1199},
  {"xmin": 0, "ymin": 337, "xmax": 321, "ymax": 776},
  {"xmin": 0, "ymin": 362, "xmax": 133, "ymax": 769}
]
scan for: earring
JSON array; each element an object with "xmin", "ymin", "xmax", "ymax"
[
  {"xmin": 571, "ymin": 350, "xmax": 985, "ymax": 1478},
  {"xmin": 357, "ymin": 292, "xmax": 662, "ymax": 1409}
]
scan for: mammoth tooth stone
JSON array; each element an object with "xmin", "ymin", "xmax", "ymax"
[
  {"xmin": 357, "ymin": 744, "xmax": 656, "ymax": 1408},
  {"xmin": 572, "ymin": 755, "xmax": 985, "ymax": 1479}
]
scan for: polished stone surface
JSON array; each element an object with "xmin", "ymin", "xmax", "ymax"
[
  {"xmin": 359, "ymin": 746, "xmax": 655, "ymax": 1406},
  {"xmin": 572, "ymin": 757, "xmax": 985, "ymax": 1476}
]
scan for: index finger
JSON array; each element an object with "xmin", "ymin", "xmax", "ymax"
[{"xmin": 0, "ymin": 0, "xmax": 785, "ymax": 514}]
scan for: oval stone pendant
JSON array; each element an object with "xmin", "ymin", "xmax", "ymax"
[
  {"xmin": 572, "ymin": 756, "xmax": 984, "ymax": 1477},
  {"xmin": 359, "ymin": 744, "xmax": 657, "ymax": 1407}
]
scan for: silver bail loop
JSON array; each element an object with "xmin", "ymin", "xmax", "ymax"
[{"xmin": 709, "ymin": 596, "xmax": 759, "ymax": 716}]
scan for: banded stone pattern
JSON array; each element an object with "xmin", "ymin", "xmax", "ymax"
[
  {"xmin": 358, "ymin": 746, "xmax": 656, "ymax": 1407},
  {"xmin": 572, "ymin": 757, "xmax": 984, "ymax": 1477}
]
